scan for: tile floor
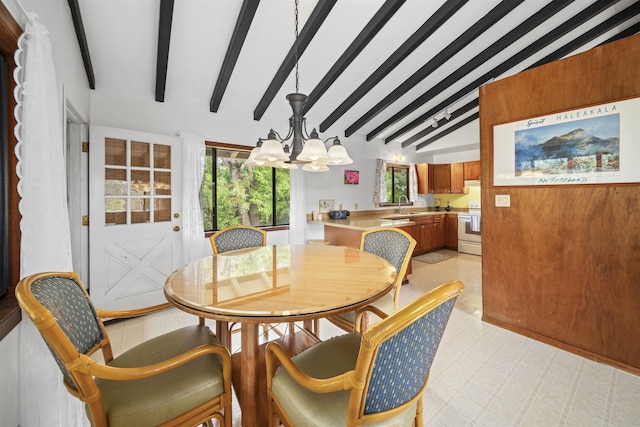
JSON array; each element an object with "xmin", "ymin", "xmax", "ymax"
[{"xmin": 104, "ymin": 250, "xmax": 640, "ymax": 426}]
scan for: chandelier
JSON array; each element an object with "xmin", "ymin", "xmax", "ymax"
[{"xmin": 246, "ymin": 0, "xmax": 352, "ymax": 172}]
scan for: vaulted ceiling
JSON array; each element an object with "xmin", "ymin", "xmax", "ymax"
[{"xmin": 71, "ymin": 0, "xmax": 639, "ymax": 153}]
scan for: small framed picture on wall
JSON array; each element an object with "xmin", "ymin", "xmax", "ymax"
[{"xmin": 344, "ymin": 170, "xmax": 359, "ymax": 185}]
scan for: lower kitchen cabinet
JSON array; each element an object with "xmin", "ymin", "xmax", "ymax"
[
  {"xmin": 444, "ymin": 214, "xmax": 458, "ymax": 250},
  {"xmin": 433, "ymin": 215, "xmax": 445, "ymax": 249}
]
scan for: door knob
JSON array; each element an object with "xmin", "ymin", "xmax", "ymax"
[{"xmin": 173, "ymin": 226, "xmax": 180, "ymax": 232}]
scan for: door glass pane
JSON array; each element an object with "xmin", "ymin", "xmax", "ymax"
[
  {"xmin": 131, "ymin": 170, "xmax": 150, "ymax": 196},
  {"xmin": 131, "ymin": 141, "xmax": 150, "ymax": 167},
  {"xmin": 131, "ymin": 198, "xmax": 150, "ymax": 224},
  {"xmin": 105, "ymin": 168, "xmax": 127, "ymax": 196},
  {"xmin": 105, "ymin": 138, "xmax": 126, "ymax": 166},
  {"xmin": 154, "ymin": 198, "xmax": 171, "ymax": 222},
  {"xmin": 154, "ymin": 171, "xmax": 171, "ymax": 195},
  {"xmin": 105, "ymin": 198, "xmax": 127, "ymax": 225},
  {"xmin": 154, "ymin": 144, "xmax": 171, "ymax": 169}
]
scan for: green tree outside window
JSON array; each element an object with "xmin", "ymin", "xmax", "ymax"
[{"xmin": 201, "ymin": 146, "xmax": 290, "ymax": 231}]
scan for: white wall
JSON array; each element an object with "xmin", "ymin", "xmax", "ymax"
[
  {"xmin": 0, "ymin": 0, "xmax": 91, "ymax": 425},
  {"xmin": 89, "ymin": 84, "xmax": 430, "ymax": 243},
  {"xmin": 0, "ymin": 327, "xmax": 19, "ymax": 427}
]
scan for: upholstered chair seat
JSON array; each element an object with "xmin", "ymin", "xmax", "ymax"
[{"xmin": 266, "ymin": 280, "xmax": 463, "ymax": 427}]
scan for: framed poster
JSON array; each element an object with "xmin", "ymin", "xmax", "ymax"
[{"xmin": 493, "ymin": 97, "xmax": 640, "ymax": 186}]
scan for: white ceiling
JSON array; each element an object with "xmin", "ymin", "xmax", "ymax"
[{"xmin": 71, "ymin": 0, "xmax": 640, "ymax": 154}]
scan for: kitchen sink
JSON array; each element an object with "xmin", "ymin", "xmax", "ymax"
[{"xmin": 382, "ymin": 211, "xmax": 433, "ymax": 219}]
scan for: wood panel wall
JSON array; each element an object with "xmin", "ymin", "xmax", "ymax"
[{"xmin": 479, "ymin": 34, "xmax": 640, "ymax": 374}]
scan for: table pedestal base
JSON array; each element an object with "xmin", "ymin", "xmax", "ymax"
[{"xmin": 231, "ymin": 329, "xmax": 320, "ymax": 426}]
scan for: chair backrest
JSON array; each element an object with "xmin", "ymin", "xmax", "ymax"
[
  {"xmin": 209, "ymin": 225, "xmax": 267, "ymax": 254},
  {"xmin": 360, "ymin": 227, "xmax": 416, "ymax": 306},
  {"xmin": 16, "ymin": 272, "xmax": 108, "ymax": 400},
  {"xmin": 349, "ymin": 280, "xmax": 463, "ymax": 423}
]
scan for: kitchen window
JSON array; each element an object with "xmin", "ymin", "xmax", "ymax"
[
  {"xmin": 201, "ymin": 142, "xmax": 290, "ymax": 231},
  {"xmin": 385, "ymin": 163, "xmax": 410, "ymax": 204}
]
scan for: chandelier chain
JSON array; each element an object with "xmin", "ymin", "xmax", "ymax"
[{"xmin": 294, "ymin": 0, "xmax": 299, "ymax": 93}]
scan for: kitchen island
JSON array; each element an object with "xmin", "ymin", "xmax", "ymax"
[{"xmin": 309, "ymin": 210, "xmax": 460, "ymax": 281}]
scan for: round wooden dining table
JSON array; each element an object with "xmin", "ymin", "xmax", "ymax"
[{"xmin": 164, "ymin": 244, "xmax": 397, "ymax": 426}]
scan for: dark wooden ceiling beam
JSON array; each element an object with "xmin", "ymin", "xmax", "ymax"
[
  {"xmin": 410, "ymin": 1, "xmax": 638, "ymax": 150},
  {"xmin": 371, "ymin": 0, "xmax": 576, "ymax": 143},
  {"xmin": 302, "ymin": 0, "xmax": 406, "ymax": 115},
  {"xmin": 253, "ymin": 0, "xmax": 336, "ymax": 121},
  {"xmin": 400, "ymin": 98, "xmax": 478, "ymax": 147},
  {"xmin": 155, "ymin": 0, "xmax": 174, "ymax": 102},
  {"xmin": 598, "ymin": 20, "xmax": 640, "ymax": 45},
  {"xmin": 344, "ymin": 0, "xmax": 522, "ymax": 138},
  {"xmin": 210, "ymin": 0, "xmax": 260, "ymax": 113},
  {"xmin": 318, "ymin": 0, "xmax": 467, "ymax": 133},
  {"xmin": 527, "ymin": 1, "xmax": 640, "ymax": 70},
  {"xmin": 67, "ymin": 0, "xmax": 95, "ymax": 90}
]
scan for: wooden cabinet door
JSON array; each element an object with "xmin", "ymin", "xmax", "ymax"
[
  {"xmin": 433, "ymin": 215, "xmax": 446, "ymax": 249},
  {"xmin": 445, "ymin": 214, "xmax": 458, "ymax": 249},
  {"xmin": 433, "ymin": 164, "xmax": 451, "ymax": 193},
  {"xmin": 415, "ymin": 163, "xmax": 434, "ymax": 194},
  {"xmin": 464, "ymin": 160, "xmax": 481, "ymax": 180},
  {"xmin": 451, "ymin": 162, "xmax": 464, "ymax": 194}
]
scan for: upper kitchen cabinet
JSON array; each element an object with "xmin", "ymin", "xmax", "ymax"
[
  {"xmin": 415, "ymin": 163, "xmax": 434, "ymax": 194},
  {"xmin": 464, "ymin": 160, "xmax": 481, "ymax": 181},
  {"xmin": 433, "ymin": 163, "xmax": 464, "ymax": 194},
  {"xmin": 433, "ymin": 164, "xmax": 451, "ymax": 194},
  {"xmin": 451, "ymin": 162, "xmax": 464, "ymax": 194}
]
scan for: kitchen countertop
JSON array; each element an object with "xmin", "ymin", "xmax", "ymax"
[{"xmin": 309, "ymin": 210, "xmax": 460, "ymax": 231}]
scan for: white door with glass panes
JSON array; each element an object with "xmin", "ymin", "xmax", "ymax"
[{"xmin": 89, "ymin": 125, "xmax": 182, "ymax": 310}]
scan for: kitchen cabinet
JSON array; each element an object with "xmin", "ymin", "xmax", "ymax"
[
  {"xmin": 415, "ymin": 163, "xmax": 434, "ymax": 194},
  {"xmin": 451, "ymin": 163, "xmax": 464, "ymax": 194},
  {"xmin": 433, "ymin": 164, "xmax": 451, "ymax": 194},
  {"xmin": 411, "ymin": 216, "xmax": 433, "ymax": 254},
  {"xmin": 434, "ymin": 163, "xmax": 464, "ymax": 194},
  {"xmin": 432, "ymin": 215, "xmax": 445, "ymax": 249},
  {"xmin": 445, "ymin": 214, "xmax": 458, "ymax": 250},
  {"xmin": 464, "ymin": 160, "xmax": 481, "ymax": 181}
]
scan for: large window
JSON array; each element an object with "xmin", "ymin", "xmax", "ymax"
[
  {"xmin": 386, "ymin": 163, "xmax": 409, "ymax": 203},
  {"xmin": 201, "ymin": 143, "xmax": 290, "ymax": 231}
]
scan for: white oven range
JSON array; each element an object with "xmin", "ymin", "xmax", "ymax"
[{"xmin": 458, "ymin": 201, "xmax": 481, "ymax": 256}]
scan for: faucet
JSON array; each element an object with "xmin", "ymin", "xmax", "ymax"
[{"xmin": 398, "ymin": 194, "xmax": 409, "ymax": 213}]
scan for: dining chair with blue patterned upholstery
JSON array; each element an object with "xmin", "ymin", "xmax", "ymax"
[
  {"xmin": 265, "ymin": 279, "xmax": 463, "ymax": 427},
  {"xmin": 209, "ymin": 225, "xmax": 267, "ymax": 255},
  {"xmin": 16, "ymin": 271, "xmax": 233, "ymax": 427},
  {"xmin": 327, "ymin": 227, "xmax": 417, "ymax": 333}
]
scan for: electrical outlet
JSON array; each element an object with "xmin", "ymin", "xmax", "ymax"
[
  {"xmin": 495, "ymin": 194, "xmax": 510, "ymax": 207},
  {"xmin": 354, "ymin": 203, "xmax": 358, "ymax": 210}
]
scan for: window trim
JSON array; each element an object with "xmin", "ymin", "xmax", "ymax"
[
  {"xmin": 379, "ymin": 162, "xmax": 413, "ymax": 208},
  {"xmin": 203, "ymin": 141, "xmax": 290, "ymax": 232},
  {"xmin": 0, "ymin": 3, "xmax": 23, "ymax": 341}
]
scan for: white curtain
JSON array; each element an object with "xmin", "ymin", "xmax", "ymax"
[
  {"xmin": 14, "ymin": 16, "xmax": 87, "ymax": 427},
  {"xmin": 409, "ymin": 162, "xmax": 418, "ymax": 203},
  {"xmin": 178, "ymin": 131, "xmax": 210, "ymax": 261},
  {"xmin": 289, "ymin": 168, "xmax": 306, "ymax": 244},
  {"xmin": 373, "ymin": 158, "xmax": 387, "ymax": 204}
]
